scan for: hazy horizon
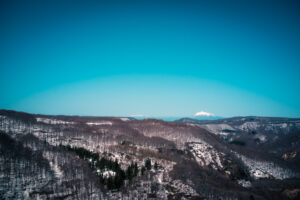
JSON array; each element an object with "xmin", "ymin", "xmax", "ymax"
[{"xmin": 1, "ymin": 0, "xmax": 300, "ymax": 117}]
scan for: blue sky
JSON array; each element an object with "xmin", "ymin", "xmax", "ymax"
[{"xmin": 0, "ymin": 0, "xmax": 300, "ymax": 117}]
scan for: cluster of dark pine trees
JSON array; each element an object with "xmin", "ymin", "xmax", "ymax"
[{"xmin": 63, "ymin": 145, "xmax": 156, "ymax": 190}]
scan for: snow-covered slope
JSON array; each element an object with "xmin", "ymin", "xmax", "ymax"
[{"xmin": 0, "ymin": 110, "xmax": 299, "ymax": 200}]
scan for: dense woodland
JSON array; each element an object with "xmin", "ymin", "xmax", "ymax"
[
  {"xmin": 64, "ymin": 145, "xmax": 155, "ymax": 190},
  {"xmin": 0, "ymin": 110, "xmax": 300, "ymax": 200}
]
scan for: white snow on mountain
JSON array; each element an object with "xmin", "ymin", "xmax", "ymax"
[
  {"xmin": 235, "ymin": 153, "xmax": 297, "ymax": 180},
  {"xmin": 86, "ymin": 121, "xmax": 113, "ymax": 126},
  {"xmin": 120, "ymin": 118, "xmax": 130, "ymax": 121},
  {"xmin": 188, "ymin": 142, "xmax": 224, "ymax": 170},
  {"xmin": 239, "ymin": 122, "xmax": 260, "ymax": 131},
  {"xmin": 102, "ymin": 170, "xmax": 116, "ymax": 178},
  {"xmin": 36, "ymin": 118, "xmax": 74, "ymax": 125},
  {"xmin": 237, "ymin": 179, "xmax": 252, "ymax": 188},
  {"xmin": 194, "ymin": 111, "xmax": 215, "ymax": 117}
]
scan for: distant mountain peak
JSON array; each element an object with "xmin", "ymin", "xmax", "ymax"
[{"xmin": 194, "ymin": 111, "xmax": 215, "ymax": 117}]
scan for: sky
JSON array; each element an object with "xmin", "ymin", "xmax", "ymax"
[{"xmin": 0, "ymin": 0, "xmax": 300, "ymax": 118}]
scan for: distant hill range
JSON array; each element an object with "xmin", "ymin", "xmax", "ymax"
[
  {"xmin": 134, "ymin": 115, "xmax": 223, "ymax": 122},
  {"xmin": 177, "ymin": 116, "xmax": 300, "ymax": 167},
  {"xmin": 0, "ymin": 109, "xmax": 300, "ymax": 200}
]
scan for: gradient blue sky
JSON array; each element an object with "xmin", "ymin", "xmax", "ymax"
[{"xmin": 1, "ymin": 0, "xmax": 300, "ymax": 117}]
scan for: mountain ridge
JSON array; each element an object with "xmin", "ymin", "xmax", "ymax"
[{"xmin": 0, "ymin": 109, "xmax": 299, "ymax": 200}]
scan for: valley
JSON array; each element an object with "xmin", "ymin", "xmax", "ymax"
[{"xmin": 0, "ymin": 110, "xmax": 299, "ymax": 200}]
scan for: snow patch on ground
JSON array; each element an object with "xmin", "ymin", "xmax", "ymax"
[
  {"xmin": 120, "ymin": 118, "xmax": 130, "ymax": 122},
  {"xmin": 102, "ymin": 170, "xmax": 116, "ymax": 178},
  {"xmin": 86, "ymin": 121, "xmax": 113, "ymax": 126},
  {"xmin": 238, "ymin": 179, "xmax": 252, "ymax": 188},
  {"xmin": 49, "ymin": 161, "xmax": 63, "ymax": 179},
  {"xmin": 254, "ymin": 134, "xmax": 267, "ymax": 142},
  {"xmin": 42, "ymin": 152, "xmax": 63, "ymax": 180},
  {"xmin": 219, "ymin": 131, "xmax": 230, "ymax": 136},
  {"xmin": 36, "ymin": 118, "xmax": 74, "ymax": 125},
  {"xmin": 239, "ymin": 122, "xmax": 260, "ymax": 131},
  {"xmin": 169, "ymin": 179, "xmax": 199, "ymax": 197},
  {"xmin": 188, "ymin": 142, "xmax": 224, "ymax": 170},
  {"xmin": 157, "ymin": 171, "xmax": 164, "ymax": 184},
  {"xmin": 236, "ymin": 153, "xmax": 296, "ymax": 180}
]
